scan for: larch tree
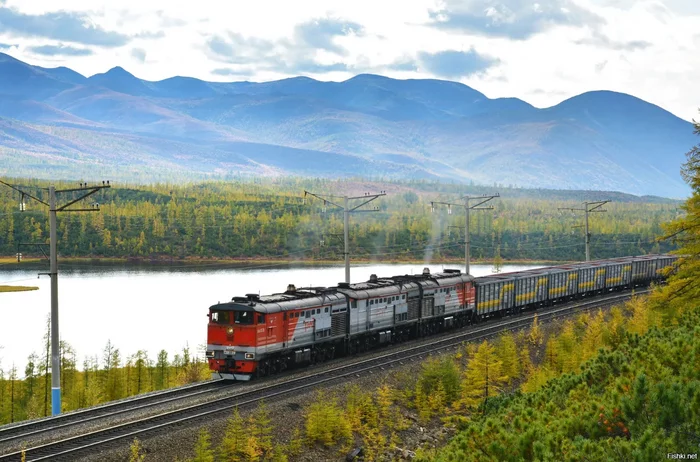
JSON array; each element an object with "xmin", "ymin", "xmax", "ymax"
[
  {"xmin": 192, "ymin": 428, "xmax": 215, "ymax": 462},
  {"xmin": 581, "ymin": 309, "xmax": 605, "ymax": 362},
  {"xmin": 220, "ymin": 407, "xmax": 248, "ymax": 461},
  {"xmin": 652, "ymin": 113, "xmax": 700, "ymax": 316},
  {"xmin": 249, "ymin": 402, "xmax": 273, "ymax": 458},
  {"xmin": 495, "ymin": 332, "xmax": 520, "ymax": 385},
  {"xmin": 458, "ymin": 340, "xmax": 507, "ymax": 412},
  {"xmin": 528, "ymin": 314, "xmax": 544, "ymax": 351}
]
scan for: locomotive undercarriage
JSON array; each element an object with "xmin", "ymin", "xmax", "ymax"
[{"xmin": 248, "ymin": 310, "xmax": 477, "ymax": 379}]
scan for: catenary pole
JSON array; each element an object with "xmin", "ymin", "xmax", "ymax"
[
  {"xmin": 49, "ymin": 186, "xmax": 60, "ymax": 416},
  {"xmin": 432, "ymin": 193, "xmax": 500, "ymax": 276},
  {"xmin": 558, "ymin": 200, "xmax": 609, "ymax": 262},
  {"xmin": 344, "ymin": 196, "xmax": 350, "ymax": 284},
  {"xmin": 304, "ymin": 190, "xmax": 386, "ymax": 284},
  {"xmin": 0, "ymin": 179, "xmax": 110, "ymax": 415}
]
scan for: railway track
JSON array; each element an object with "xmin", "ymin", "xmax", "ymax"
[
  {"xmin": 0, "ymin": 290, "xmax": 645, "ymax": 462},
  {"xmin": 0, "ymin": 378, "xmax": 230, "ymax": 449}
]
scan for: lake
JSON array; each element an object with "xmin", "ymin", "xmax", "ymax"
[{"xmin": 0, "ymin": 261, "xmax": 542, "ymax": 374}]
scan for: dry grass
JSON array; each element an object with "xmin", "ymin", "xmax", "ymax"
[{"xmin": 0, "ymin": 285, "xmax": 39, "ymax": 293}]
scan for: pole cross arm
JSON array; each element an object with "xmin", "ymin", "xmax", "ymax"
[
  {"xmin": 56, "ymin": 184, "xmax": 111, "ymax": 194},
  {"xmin": 586, "ymin": 200, "xmax": 610, "ymax": 211},
  {"xmin": 56, "ymin": 188, "xmax": 103, "ymax": 211},
  {"xmin": 303, "ymin": 190, "xmax": 343, "ymax": 209},
  {"xmin": 347, "ymin": 192, "xmax": 387, "ymax": 201},
  {"xmin": 349, "ymin": 194, "xmax": 385, "ymax": 212},
  {"xmin": 0, "ymin": 180, "xmax": 50, "ymax": 207},
  {"xmin": 460, "ymin": 193, "xmax": 500, "ymax": 201},
  {"xmin": 17, "ymin": 242, "xmax": 50, "ymax": 260},
  {"xmin": 351, "ymin": 209, "xmax": 380, "ymax": 213},
  {"xmin": 61, "ymin": 208, "xmax": 102, "ymax": 213},
  {"xmin": 431, "ymin": 201, "xmax": 464, "ymax": 208}
]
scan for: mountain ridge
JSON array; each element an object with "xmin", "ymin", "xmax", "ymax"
[{"xmin": 0, "ymin": 52, "xmax": 694, "ymax": 198}]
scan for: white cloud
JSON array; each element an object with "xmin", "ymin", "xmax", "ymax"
[{"xmin": 0, "ymin": 0, "xmax": 697, "ymax": 120}]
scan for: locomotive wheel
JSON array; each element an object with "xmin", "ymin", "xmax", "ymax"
[{"xmin": 258, "ymin": 360, "xmax": 269, "ymax": 378}]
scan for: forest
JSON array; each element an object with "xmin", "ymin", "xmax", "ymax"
[
  {"xmin": 0, "ymin": 177, "xmax": 678, "ymax": 264},
  {"xmin": 0, "ymin": 316, "xmax": 209, "ymax": 424}
]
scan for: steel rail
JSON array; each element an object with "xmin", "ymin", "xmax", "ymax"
[
  {"xmin": 0, "ymin": 289, "xmax": 646, "ymax": 462},
  {"xmin": 0, "ymin": 379, "xmax": 228, "ymax": 447}
]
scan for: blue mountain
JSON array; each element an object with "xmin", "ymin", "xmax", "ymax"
[{"xmin": 0, "ymin": 52, "xmax": 695, "ymax": 197}]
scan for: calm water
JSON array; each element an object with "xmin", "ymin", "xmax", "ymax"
[{"xmin": 0, "ymin": 262, "xmax": 542, "ymax": 374}]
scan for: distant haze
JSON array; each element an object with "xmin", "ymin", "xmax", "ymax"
[{"xmin": 0, "ymin": 52, "xmax": 695, "ymax": 198}]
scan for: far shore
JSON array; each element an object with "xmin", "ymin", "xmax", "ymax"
[
  {"xmin": 0, "ymin": 255, "xmax": 568, "ymax": 267},
  {"xmin": 0, "ymin": 285, "xmax": 39, "ymax": 293}
]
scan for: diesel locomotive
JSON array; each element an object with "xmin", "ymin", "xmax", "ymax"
[{"xmin": 207, "ymin": 254, "xmax": 677, "ymax": 380}]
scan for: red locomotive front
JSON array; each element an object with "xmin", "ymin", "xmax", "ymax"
[{"xmin": 206, "ymin": 300, "xmax": 260, "ymax": 380}]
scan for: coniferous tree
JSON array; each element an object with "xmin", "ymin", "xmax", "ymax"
[
  {"xmin": 192, "ymin": 428, "xmax": 214, "ymax": 462},
  {"xmin": 458, "ymin": 340, "xmax": 507, "ymax": 412},
  {"xmin": 652, "ymin": 114, "xmax": 700, "ymax": 314},
  {"xmin": 220, "ymin": 407, "xmax": 248, "ymax": 461},
  {"xmin": 496, "ymin": 332, "xmax": 520, "ymax": 385}
]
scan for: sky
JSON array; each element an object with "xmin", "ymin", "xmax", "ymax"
[{"xmin": 0, "ymin": 0, "xmax": 698, "ymax": 121}]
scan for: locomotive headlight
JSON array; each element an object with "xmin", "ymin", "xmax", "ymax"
[
  {"xmin": 227, "ymin": 327, "xmax": 234, "ymax": 334},
  {"xmin": 245, "ymin": 353, "xmax": 255, "ymax": 360}
]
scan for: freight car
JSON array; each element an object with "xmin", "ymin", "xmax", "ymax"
[{"xmin": 207, "ymin": 254, "xmax": 677, "ymax": 380}]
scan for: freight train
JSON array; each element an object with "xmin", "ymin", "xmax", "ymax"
[{"xmin": 207, "ymin": 254, "xmax": 677, "ymax": 380}]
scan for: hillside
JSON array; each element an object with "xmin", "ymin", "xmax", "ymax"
[{"xmin": 0, "ymin": 52, "xmax": 695, "ymax": 197}]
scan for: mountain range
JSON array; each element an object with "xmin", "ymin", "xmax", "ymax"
[{"xmin": 0, "ymin": 52, "xmax": 695, "ymax": 197}]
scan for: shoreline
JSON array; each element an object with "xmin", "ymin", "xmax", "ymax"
[{"xmin": 0, "ymin": 255, "xmax": 569, "ymax": 267}]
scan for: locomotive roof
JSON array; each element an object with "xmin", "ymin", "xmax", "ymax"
[
  {"xmin": 336, "ymin": 269, "xmax": 474, "ymax": 297},
  {"xmin": 211, "ymin": 268, "xmax": 476, "ymax": 312},
  {"xmin": 211, "ymin": 287, "xmax": 346, "ymax": 314}
]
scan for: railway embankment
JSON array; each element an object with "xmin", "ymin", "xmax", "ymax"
[{"xmin": 37, "ymin": 291, "xmax": 644, "ymax": 462}]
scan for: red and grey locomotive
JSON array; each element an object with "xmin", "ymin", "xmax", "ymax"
[{"xmin": 207, "ymin": 268, "xmax": 475, "ymax": 380}]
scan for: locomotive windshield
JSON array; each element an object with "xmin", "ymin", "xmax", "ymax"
[
  {"xmin": 210, "ymin": 310, "xmax": 254, "ymax": 325},
  {"xmin": 234, "ymin": 311, "xmax": 254, "ymax": 325},
  {"xmin": 211, "ymin": 310, "xmax": 232, "ymax": 324}
]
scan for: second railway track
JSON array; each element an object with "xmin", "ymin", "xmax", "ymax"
[{"xmin": 0, "ymin": 289, "xmax": 645, "ymax": 462}]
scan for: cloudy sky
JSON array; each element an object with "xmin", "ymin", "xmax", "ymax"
[{"xmin": 0, "ymin": 0, "xmax": 698, "ymax": 120}]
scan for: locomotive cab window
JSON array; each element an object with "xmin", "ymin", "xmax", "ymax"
[
  {"xmin": 211, "ymin": 310, "xmax": 231, "ymax": 324},
  {"xmin": 258, "ymin": 314, "xmax": 265, "ymax": 324},
  {"xmin": 351, "ymin": 300, "xmax": 357, "ymax": 308},
  {"xmin": 234, "ymin": 311, "xmax": 254, "ymax": 325}
]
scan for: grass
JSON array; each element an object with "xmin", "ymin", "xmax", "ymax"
[{"xmin": 0, "ymin": 285, "xmax": 39, "ymax": 293}]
